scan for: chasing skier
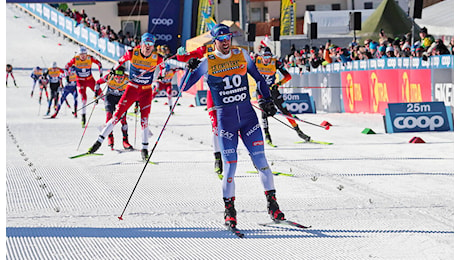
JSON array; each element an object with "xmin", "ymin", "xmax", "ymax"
[
  {"xmin": 87, "ymin": 33, "xmax": 163, "ymax": 161},
  {"xmin": 94, "ymin": 65, "xmax": 133, "ymax": 150},
  {"xmin": 254, "ymin": 47, "xmax": 311, "ymax": 145},
  {"xmin": 65, "ymin": 46, "xmax": 103, "ymax": 127},
  {"xmin": 51, "ymin": 66, "xmax": 79, "ymax": 119}
]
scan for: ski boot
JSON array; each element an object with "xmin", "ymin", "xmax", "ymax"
[
  {"xmin": 30, "ymin": 91, "xmax": 34, "ymax": 98},
  {"xmin": 141, "ymin": 149, "xmax": 149, "ymax": 161},
  {"xmin": 265, "ymin": 190, "xmax": 285, "ymax": 221},
  {"xmin": 107, "ymin": 134, "xmax": 114, "ymax": 150},
  {"xmin": 50, "ymin": 112, "xmax": 57, "ymax": 119},
  {"xmin": 169, "ymin": 105, "xmax": 174, "ymax": 115},
  {"xmin": 73, "ymin": 107, "xmax": 77, "ymax": 118},
  {"xmin": 81, "ymin": 114, "xmax": 86, "ymax": 128},
  {"xmin": 123, "ymin": 137, "xmax": 134, "ymax": 150},
  {"xmin": 45, "ymin": 108, "xmax": 50, "ymax": 116},
  {"xmin": 14, "ymin": 81, "xmax": 18, "ymax": 88},
  {"xmin": 38, "ymin": 96, "xmax": 42, "ymax": 105},
  {"xmin": 294, "ymin": 126, "xmax": 310, "ymax": 142},
  {"xmin": 88, "ymin": 140, "xmax": 102, "ymax": 154},
  {"xmin": 265, "ymin": 133, "xmax": 273, "ymax": 145},
  {"xmin": 224, "ymin": 197, "xmax": 237, "ymax": 227},
  {"xmin": 214, "ymin": 152, "xmax": 222, "ymax": 175}
]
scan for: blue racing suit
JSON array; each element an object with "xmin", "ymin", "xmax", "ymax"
[{"xmin": 181, "ymin": 47, "xmax": 276, "ymax": 199}]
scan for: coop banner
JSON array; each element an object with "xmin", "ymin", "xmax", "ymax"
[
  {"xmin": 384, "ymin": 102, "xmax": 453, "ymax": 133},
  {"xmin": 148, "ymin": 0, "xmax": 181, "ymax": 51}
]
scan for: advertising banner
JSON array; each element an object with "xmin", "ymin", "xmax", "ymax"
[
  {"xmin": 384, "ymin": 102, "xmax": 453, "ymax": 133},
  {"xmin": 341, "ymin": 69, "xmax": 432, "ymax": 114},
  {"xmin": 147, "ymin": 0, "xmax": 181, "ymax": 51},
  {"xmin": 280, "ymin": 0, "xmax": 296, "ymax": 36},
  {"xmin": 195, "ymin": 90, "xmax": 207, "ymax": 106},
  {"xmin": 432, "ymin": 69, "xmax": 454, "ymax": 107},
  {"xmin": 282, "ymin": 93, "xmax": 315, "ymax": 114}
]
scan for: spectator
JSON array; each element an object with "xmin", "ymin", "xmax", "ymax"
[
  {"xmin": 386, "ymin": 46, "xmax": 395, "ymax": 57},
  {"xmin": 448, "ymin": 38, "xmax": 454, "ymax": 55},
  {"xmin": 309, "ymin": 49, "xmax": 322, "ymax": 69},
  {"xmin": 419, "ymin": 27, "xmax": 435, "ymax": 50}
]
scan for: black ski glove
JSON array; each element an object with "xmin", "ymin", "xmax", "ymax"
[
  {"xmin": 187, "ymin": 58, "xmax": 201, "ymax": 70},
  {"xmin": 258, "ymin": 98, "xmax": 277, "ymax": 117}
]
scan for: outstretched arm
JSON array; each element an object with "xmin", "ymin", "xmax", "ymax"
[{"xmin": 180, "ymin": 58, "xmax": 208, "ymax": 92}]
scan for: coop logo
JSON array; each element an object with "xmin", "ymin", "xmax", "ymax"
[
  {"xmin": 222, "ymin": 93, "xmax": 247, "ymax": 104},
  {"xmin": 151, "ymin": 18, "xmax": 174, "ymax": 26},
  {"xmin": 155, "ymin": 34, "xmax": 173, "ymax": 41},
  {"xmin": 393, "ymin": 115, "xmax": 444, "ymax": 131},
  {"xmin": 285, "ymin": 103, "xmax": 309, "ymax": 113}
]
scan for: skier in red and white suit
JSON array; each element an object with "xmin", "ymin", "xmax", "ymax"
[
  {"xmin": 65, "ymin": 46, "xmax": 103, "ymax": 127},
  {"xmin": 88, "ymin": 33, "xmax": 163, "ymax": 161}
]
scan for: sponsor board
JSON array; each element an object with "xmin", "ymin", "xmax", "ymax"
[
  {"xmin": 384, "ymin": 102, "xmax": 453, "ymax": 133},
  {"xmin": 195, "ymin": 90, "xmax": 207, "ymax": 106},
  {"xmin": 282, "ymin": 93, "xmax": 316, "ymax": 114},
  {"xmin": 155, "ymin": 84, "xmax": 179, "ymax": 98}
]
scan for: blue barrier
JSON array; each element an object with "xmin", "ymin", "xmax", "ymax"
[{"xmin": 18, "ymin": 3, "xmax": 128, "ymax": 63}]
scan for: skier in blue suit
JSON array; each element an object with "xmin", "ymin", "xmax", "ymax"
[{"xmin": 181, "ymin": 24, "xmax": 286, "ymax": 228}]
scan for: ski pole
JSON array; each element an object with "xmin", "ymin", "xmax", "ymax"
[
  {"xmin": 118, "ymin": 69, "xmax": 191, "ymax": 220},
  {"xmin": 76, "ymin": 100, "xmax": 97, "ymax": 151},
  {"xmin": 252, "ymin": 104, "xmax": 330, "ymax": 130},
  {"xmin": 134, "ymin": 105, "xmax": 138, "ymax": 147},
  {"xmin": 75, "ymin": 93, "xmax": 107, "ymax": 112}
]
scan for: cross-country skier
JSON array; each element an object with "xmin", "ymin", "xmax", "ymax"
[
  {"xmin": 152, "ymin": 54, "xmax": 182, "ymax": 114},
  {"xmin": 37, "ymin": 74, "xmax": 49, "ymax": 105},
  {"xmin": 65, "ymin": 46, "xmax": 103, "ymax": 127},
  {"xmin": 87, "ymin": 33, "xmax": 163, "ymax": 161},
  {"xmin": 180, "ymin": 24, "xmax": 285, "ymax": 228},
  {"xmin": 254, "ymin": 47, "xmax": 311, "ymax": 145},
  {"xmin": 45, "ymin": 62, "xmax": 65, "ymax": 116},
  {"xmin": 94, "ymin": 65, "xmax": 133, "ymax": 150},
  {"xmin": 30, "ymin": 66, "xmax": 43, "ymax": 97},
  {"xmin": 51, "ymin": 65, "xmax": 79, "ymax": 118},
  {"xmin": 6, "ymin": 64, "xmax": 18, "ymax": 87}
]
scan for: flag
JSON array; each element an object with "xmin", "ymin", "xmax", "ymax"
[
  {"xmin": 196, "ymin": 0, "xmax": 215, "ymax": 35},
  {"xmin": 280, "ymin": 0, "xmax": 296, "ymax": 35}
]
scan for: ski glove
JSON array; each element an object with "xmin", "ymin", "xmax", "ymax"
[
  {"xmin": 258, "ymin": 98, "xmax": 277, "ymax": 117},
  {"xmin": 187, "ymin": 58, "xmax": 201, "ymax": 70}
]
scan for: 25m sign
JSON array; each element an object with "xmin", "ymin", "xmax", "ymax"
[{"xmin": 384, "ymin": 102, "xmax": 453, "ymax": 133}]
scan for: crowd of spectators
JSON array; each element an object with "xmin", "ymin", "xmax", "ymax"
[
  {"xmin": 50, "ymin": 4, "xmax": 454, "ymax": 73},
  {"xmin": 52, "ymin": 5, "xmax": 141, "ymax": 47},
  {"xmin": 279, "ymin": 27, "xmax": 454, "ymax": 73}
]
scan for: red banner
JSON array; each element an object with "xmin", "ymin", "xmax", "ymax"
[{"xmin": 341, "ymin": 69, "xmax": 432, "ymax": 114}]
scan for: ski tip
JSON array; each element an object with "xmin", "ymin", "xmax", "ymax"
[{"xmin": 325, "ymin": 125, "xmax": 330, "ymax": 130}]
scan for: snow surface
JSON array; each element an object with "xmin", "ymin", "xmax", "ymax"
[{"xmin": 5, "ymin": 4, "xmax": 456, "ymax": 259}]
